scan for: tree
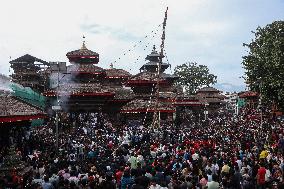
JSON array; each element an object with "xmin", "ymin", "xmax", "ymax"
[
  {"xmin": 174, "ymin": 62, "xmax": 217, "ymax": 94},
  {"xmin": 242, "ymin": 21, "xmax": 284, "ymax": 109}
]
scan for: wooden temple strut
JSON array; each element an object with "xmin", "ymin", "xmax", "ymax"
[{"xmin": 152, "ymin": 7, "xmax": 168, "ymax": 128}]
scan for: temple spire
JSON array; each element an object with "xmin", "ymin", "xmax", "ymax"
[
  {"xmin": 152, "ymin": 45, "xmax": 156, "ymax": 52},
  {"xmin": 66, "ymin": 35, "xmax": 99, "ymax": 64},
  {"xmin": 81, "ymin": 35, "xmax": 87, "ymax": 50}
]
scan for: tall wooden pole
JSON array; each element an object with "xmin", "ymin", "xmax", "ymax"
[{"xmin": 152, "ymin": 7, "xmax": 168, "ymax": 128}]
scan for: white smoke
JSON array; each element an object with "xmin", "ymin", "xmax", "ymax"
[
  {"xmin": 48, "ymin": 65, "xmax": 75, "ymax": 111},
  {"xmin": 0, "ymin": 74, "xmax": 13, "ymax": 92}
]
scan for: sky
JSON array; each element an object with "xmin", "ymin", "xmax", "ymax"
[{"xmin": 0, "ymin": 0, "xmax": 283, "ymax": 91}]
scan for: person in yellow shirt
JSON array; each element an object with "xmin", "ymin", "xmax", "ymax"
[
  {"xmin": 221, "ymin": 161, "xmax": 230, "ymax": 175},
  {"xmin": 259, "ymin": 148, "xmax": 268, "ymax": 159}
]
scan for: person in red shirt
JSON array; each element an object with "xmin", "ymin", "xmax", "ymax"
[
  {"xmin": 115, "ymin": 166, "xmax": 124, "ymax": 189},
  {"xmin": 257, "ymin": 163, "xmax": 266, "ymax": 189}
]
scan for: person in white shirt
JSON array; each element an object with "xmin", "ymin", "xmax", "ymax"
[
  {"xmin": 32, "ymin": 173, "xmax": 43, "ymax": 185},
  {"xmin": 68, "ymin": 175, "xmax": 79, "ymax": 185},
  {"xmin": 128, "ymin": 153, "xmax": 138, "ymax": 169},
  {"xmin": 207, "ymin": 170, "xmax": 213, "ymax": 182},
  {"xmin": 149, "ymin": 179, "xmax": 162, "ymax": 189},
  {"xmin": 265, "ymin": 166, "xmax": 271, "ymax": 183},
  {"xmin": 151, "ymin": 150, "xmax": 157, "ymax": 159},
  {"xmin": 236, "ymin": 157, "xmax": 242, "ymax": 171},
  {"xmin": 192, "ymin": 152, "xmax": 199, "ymax": 161},
  {"xmin": 206, "ymin": 174, "xmax": 219, "ymax": 189},
  {"xmin": 213, "ymin": 162, "xmax": 219, "ymax": 176},
  {"xmin": 137, "ymin": 153, "xmax": 144, "ymax": 166}
]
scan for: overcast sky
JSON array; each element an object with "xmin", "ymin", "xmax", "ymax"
[{"xmin": 0, "ymin": 0, "xmax": 283, "ymax": 89}]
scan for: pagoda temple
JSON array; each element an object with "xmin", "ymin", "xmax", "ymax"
[
  {"xmin": 0, "ymin": 91, "xmax": 45, "ymax": 123},
  {"xmin": 44, "ymin": 41, "xmax": 132, "ymax": 114},
  {"xmin": 238, "ymin": 91, "xmax": 259, "ymax": 109},
  {"xmin": 196, "ymin": 87, "xmax": 225, "ymax": 114},
  {"xmin": 121, "ymin": 46, "xmax": 179, "ymax": 122},
  {"xmin": 10, "ymin": 54, "xmax": 50, "ymax": 93},
  {"xmin": 103, "ymin": 65, "xmax": 134, "ymax": 113},
  {"xmin": 0, "ymin": 90, "xmax": 46, "ymax": 147}
]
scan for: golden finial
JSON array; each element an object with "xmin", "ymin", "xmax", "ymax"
[
  {"xmin": 110, "ymin": 63, "xmax": 114, "ymax": 69},
  {"xmin": 81, "ymin": 35, "xmax": 87, "ymax": 50}
]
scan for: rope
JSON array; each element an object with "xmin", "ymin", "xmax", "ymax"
[
  {"xmin": 142, "ymin": 83, "xmax": 156, "ymax": 126},
  {"xmin": 111, "ymin": 24, "xmax": 162, "ymax": 68}
]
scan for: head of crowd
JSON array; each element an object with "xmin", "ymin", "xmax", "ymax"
[{"xmin": 1, "ymin": 107, "xmax": 284, "ymax": 189}]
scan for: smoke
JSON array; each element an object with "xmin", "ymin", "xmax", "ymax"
[
  {"xmin": 48, "ymin": 64, "xmax": 80, "ymax": 111},
  {"xmin": 0, "ymin": 74, "xmax": 13, "ymax": 92},
  {"xmin": 49, "ymin": 72, "xmax": 71, "ymax": 111},
  {"xmin": 0, "ymin": 74, "xmax": 24, "ymax": 95}
]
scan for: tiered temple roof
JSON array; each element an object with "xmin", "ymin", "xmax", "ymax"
[
  {"xmin": 105, "ymin": 67, "xmax": 131, "ymax": 79},
  {"xmin": 139, "ymin": 45, "xmax": 170, "ymax": 73},
  {"xmin": 121, "ymin": 99, "xmax": 175, "ymax": 113},
  {"xmin": 125, "ymin": 72, "xmax": 168, "ymax": 86},
  {"xmin": 0, "ymin": 92, "xmax": 45, "ymax": 123},
  {"xmin": 67, "ymin": 64, "xmax": 105, "ymax": 75},
  {"xmin": 66, "ymin": 43, "xmax": 99, "ymax": 57},
  {"xmin": 112, "ymin": 88, "xmax": 134, "ymax": 100},
  {"xmin": 197, "ymin": 87, "xmax": 220, "ymax": 93},
  {"xmin": 66, "ymin": 42, "xmax": 99, "ymax": 64},
  {"xmin": 239, "ymin": 91, "xmax": 259, "ymax": 98},
  {"xmin": 121, "ymin": 46, "xmax": 179, "ymax": 114},
  {"xmin": 140, "ymin": 61, "xmax": 170, "ymax": 72},
  {"xmin": 161, "ymin": 73, "xmax": 179, "ymax": 80},
  {"xmin": 10, "ymin": 54, "xmax": 49, "ymax": 65},
  {"xmin": 44, "ymin": 83, "xmax": 115, "ymax": 97},
  {"xmin": 174, "ymin": 94, "xmax": 205, "ymax": 106},
  {"xmin": 10, "ymin": 54, "xmax": 49, "ymax": 93},
  {"xmin": 44, "ymin": 41, "xmax": 133, "ymax": 112},
  {"xmin": 196, "ymin": 86, "xmax": 225, "ymax": 107}
]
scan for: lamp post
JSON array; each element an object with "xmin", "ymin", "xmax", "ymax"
[
  {"xmin": 50, "ymin": 62, "xmax": 68, "ymax": 154},
  {"xmin": 56, "ymin": 70, "xmax": 60, "ymax": 152},
  {"xmin": 236, "ymin": 101, "xmax": 239, "ymax": 115},
  {"xmin": 255, "ymin": 78, "xmax": 263, "ymax": 128},
  {"xmin": 51, "ymin": 73, "xmax": 62, "ymax": 154},
  {"xmin": 259, "ymin": 81, "xmax": 263, "ymax": 128},
  {"xmin": 204, "ymin": 103, "xmax": 209, "ymax": 120},
  {"xmin": 55, "ymin": 109, "xmax": 59, "ymax": 152}
]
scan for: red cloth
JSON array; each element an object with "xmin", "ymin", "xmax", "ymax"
[
  {"xmin": 194, "ymin": 142, "xmax": 200, "ymax": 150},
  {"xmin": 12, "ymin": 175, "xmax": 22, "ymax": 185},
  {"xmin": 115, "ymin": 171, "xmax": 123, "ymax": 183},
  {"xmin": 88, "ymin": 176, "xmax": 95, "ymax": 182},
  {"xmin": 257, "ymin": 167, "xmax": 266, "ymax": 184},
  {"xmin": 107, "ymin": 142, "xmax": 113, "ymax": 149}
]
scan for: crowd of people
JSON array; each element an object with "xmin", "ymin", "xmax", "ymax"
[{"xmin": 1, "ymin": 108, "xmax": 284, "ymax": 189}]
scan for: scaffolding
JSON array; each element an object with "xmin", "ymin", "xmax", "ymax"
[{"xmin": 10, "ymin": 84, "xmax": 46, "ymax": 109}]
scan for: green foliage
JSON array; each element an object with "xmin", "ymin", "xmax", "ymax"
[
  {"xmin": 174, "ymin": 62, "xmax": 217, "ymax": 94},
  {"xmin": 242, "ymin": 21, "xmax": 284, "ymax": 109}
]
